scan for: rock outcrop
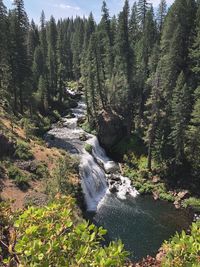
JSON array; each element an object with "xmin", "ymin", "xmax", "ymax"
[{"xmin": 97, "ymin": 110, "xmax": 127, "ymax": 150}]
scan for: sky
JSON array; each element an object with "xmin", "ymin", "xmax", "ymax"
[{"xmin": 4, "ymin": 0, "xmax": 174, "ymax": 23}]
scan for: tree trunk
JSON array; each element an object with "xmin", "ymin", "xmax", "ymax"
[{"xmin": 148, "ymin": 143, "xmax": 152, "ymax": 171}]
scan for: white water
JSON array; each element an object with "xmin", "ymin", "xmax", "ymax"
[{"xmin": 46, "ymin": 97, "xmax": 138, "ymax": 211}]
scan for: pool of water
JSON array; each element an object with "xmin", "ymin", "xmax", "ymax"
[{"xmin": 85, "ymin": 194, "xmax": 192, "ymax": 261}]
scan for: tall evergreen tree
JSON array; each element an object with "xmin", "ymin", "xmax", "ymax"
[
  {"xmin": 171, "ymin": 72, "xmax": 191, "ymax": 163},
  {"xmin": 137, "ymin": 0, "xmax": 150, "ymax": 29},
  {"xmin": 157, "ymin": 0, "xmax": 167, "ymax": 34},
  {"xmin": 10, "ymin": 0, "xmax": 29, "ymax": 113}
]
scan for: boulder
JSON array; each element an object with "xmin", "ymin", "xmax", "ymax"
[
  {"xmin": 177, "ymin": 190, "xmax": 190, "ymax": 200},
  {"xmin": 97, "ymin": 110, "xmax": 127, "ymax": 150},
  {"xmin": 174, "ymin": 200, "xmax": 181, "ymax": 209},
  {"xmin": 109, "ymin": 186, "xmax": 118, "ymax": 193},
  {"xmin": 153, "ymin": 192, "xmax": 159, "ymax": 200},
  {"xmin": 79, "ymin": 133, "xmax": 88, "ymax": 142}
]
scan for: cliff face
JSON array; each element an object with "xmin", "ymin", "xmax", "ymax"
[{"xmin": 97, "ymin": 109, "xmax": 127, "ymax": 151}]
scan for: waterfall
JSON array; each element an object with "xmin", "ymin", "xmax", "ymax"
[{"xmin": 46, "ymin": 97, "xmax": 138, "ymax": 212}]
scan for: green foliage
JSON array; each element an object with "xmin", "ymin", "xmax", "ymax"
[
  {"xmin": 52, "ymin": 109, "xmax": 61, "ymax": 121},
  {"xmin": 85, "ymin": 143, "xmax": 93, "ymax": 154},
  {"xmin": 45, "ymin": 156, "xmax": 79, "ymax": 198},
  {"xmin": 20, "ymin": 118, "xmax": 36, "ymax": 139},
  {"xmin": 182, "ymin": 197, "xmax": 200, "ymax": 211},
  {"xmin": 7, "ymin": 165, "xmax": 29, "ymax": 188},
  {"xmin": 14, "ymin": 140, "xmax": 34, "ymax": 160},
  {"xmin": 9, "ymin": 196, "xmax": 128, "ymax": 266},
  {"xmin": 113, "ymin": 134, "xmax": 146, "ymax": 158},
  {"xmin": 34, "ymin": 162, "xmax": 49, "ymax": 180},
  {"xmin": 162, "ymin": 221, "xmax": 200, "ymax": 267},
  {"xmin": 66, "ymin": 81, "xmax": 79, "ymax": 91}
]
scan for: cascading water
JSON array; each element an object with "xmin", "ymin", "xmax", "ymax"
[
  {"xmin": 46, "ymin": 96, "xmax": 138, "ymax": 211},
  {"xmin": 46, "ymin": 92, "xmax": 192, "ymax": 260}
]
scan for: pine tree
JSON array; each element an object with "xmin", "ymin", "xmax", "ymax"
[
  {"xmin": 190, "ymin": 2, "xmax": 200, "ymax": 84},
  {"xmin": 10, "ymin": 0, "xmax": 29, "ymax": 113},
  {"xmin": 171, "ymin": 72, "xmax": 191, "ymax": 163},
  {"xmin": 130, "ymin": 2, "xmax": 140, "ymax": 46},
  {"xmin": 187, "ymin": 86, "xmax": 200, "ymax": 173},
  {"xmin": 47, "ymin": 15, "xmax": 57, "ymax": 102},
  {"xmin": 0, "ymin": 0, "xmax": 10, "ymax": 106},
  {"xmin": 27, "ymin": 20, "xmax": 39, "ymax": 61},
  {"xmin": 157, "ymin": 0, "xmax": 167, "ymax": 34},
  {"xmin": 137, "ymin": 0, "xmax": 150, "ymax": 29},
  {"xmin": 38, "ymin": 75, "xmax": 48, "ymax": 114}
]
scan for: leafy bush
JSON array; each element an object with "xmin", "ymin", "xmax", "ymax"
[
  {"xmin": 52, "ymin": 109, "xmax": 61, "ymax": 121},
  {"xmin": 182, "ymin": 197, "xmax": 200, "ymax": 211},
  {"xmin": 34, "ymin": 162, "xmax": 49, "ymax": 180},
  {"xmin": 159, "ymin": 192, "xmax": 175, "ymax": 202},
  {"xmin": 8, "ymin": 165, "xmax": 29, "ymax": 188},
  {"xmin": 81, "ymin": 120, "xmax": 97, "ymax": 135},
  {"xmin": 161, "ymin": 221, "xmax": 200, "ymax": 267},
  {"xmin": 20, "ymin": 118, "xmax": 35, "ymax": 138},
  {"xmin": 14, "ymin": 140, "xmax": 33, "ymax": 160},
  {"xmin": 4, "ymin": 196, "xmax": 128, "ymax": 266},
  {"xmin": 85, "ymin": 143, "xmax": 93, "ymax": 154}
]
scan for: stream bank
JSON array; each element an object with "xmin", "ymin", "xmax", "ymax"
[{"xmin": 45, "ymin": 94, "xmax": 193, "ymax": 261}]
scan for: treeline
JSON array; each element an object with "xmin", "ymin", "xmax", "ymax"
[
  {"xmin": 0, "ymin": 0, "xmax": 88, "ymax": 116},
  {"xmin": 1, "ymin": 0, "xmax": 200, "ymax": 179},
  {"xmin": 81, "ymin": 0, "xmax": 200, "ymax": 180}
]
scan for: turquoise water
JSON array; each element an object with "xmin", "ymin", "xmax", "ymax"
[{"xmin": 86, "ymin": 195, "xmax": 192, "ymax": 261}]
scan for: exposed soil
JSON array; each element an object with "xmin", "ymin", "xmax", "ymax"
[{"xmin": 1, "ymin": 178, "xmax": 45, "ymax": 211}]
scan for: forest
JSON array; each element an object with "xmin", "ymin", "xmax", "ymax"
[{"xmin": 0, "ymin": 0, "xmax": 200, "ymax": 266}]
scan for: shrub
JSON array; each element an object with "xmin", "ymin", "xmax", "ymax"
[
  {"xmin": 45, "ymin": 157, "xmax": 79, "ymax": 198},
  {"xmin": 182, "ymin": 197, "xmax": 200, "ymax": 211},
  {"xmin": 159, "ymin": 192, "xmax": 175, "ymax": 202},
  {"xmin": 85, "ymin": 143, "xmax": 93, "ymax": 154},
  {"xmin": 5, "ymin": 196, "xmax": 128, "ymax": 266},
  {"xmin": 14, "ymin": 140, "xmax": 33, "ymax": 160},
  {"xmin": 8, "ymin": 165, "xmax": 29, "ymax": 188},
  {"xmin": 34, "ymin": 162, "xmax": 49, "ymax": 180},
  {"xmin": 161, "ymin": 221, "xmax": 200, "ymax": 267},
  {"xmin": 52, "ymin": 110, "xmax": 61, "ymax": 121}
]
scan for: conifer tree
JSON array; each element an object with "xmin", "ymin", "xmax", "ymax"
[
  {"xmin": 137, "ymin": 0, "xmax": 150, "ymax": 29},
  {"xmin": 171, "ymin": 72, "xmax": 191, "ymax": 163},
  {"xmin": 187, "ymin": 86, "xmax": 200, "ymax": 173},
  {"xmin": 157, "ymin": 0, "xmax": 167, "ymax": 34},
  {"xmin": 10, "ymin": 0, "xmax": 29, "ymax": 113},
  {"xmin": 0, "ymin": 0, "xmax": 10, "ymax": 106}
]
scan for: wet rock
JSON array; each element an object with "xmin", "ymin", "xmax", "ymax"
[
  {"xmin": 153, "ymin": 192, "xmax": 159, "ymax": 200},
  {"xmin": 174, "ymin": 200, "xmax": 181, "ymax": 209},
  {"xmin": 109, "ymin": 186, "xmax": 118, "ymax": 193},
  {"xmin": 79, "ymin": 133, "xmax": 88, "ymax": 141},
  {"xmin": 110, "ymin": 175, "xmax": 121, "ymax": 182}
]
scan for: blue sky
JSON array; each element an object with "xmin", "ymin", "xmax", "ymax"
[{"xmin": 4, "ymin": 0, "xmax": 174, "ymax": 23}]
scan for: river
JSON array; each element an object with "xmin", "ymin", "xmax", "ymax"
[{"xmin": 46, "ymin": 97, "xmax": 192, "ymax": 261}]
